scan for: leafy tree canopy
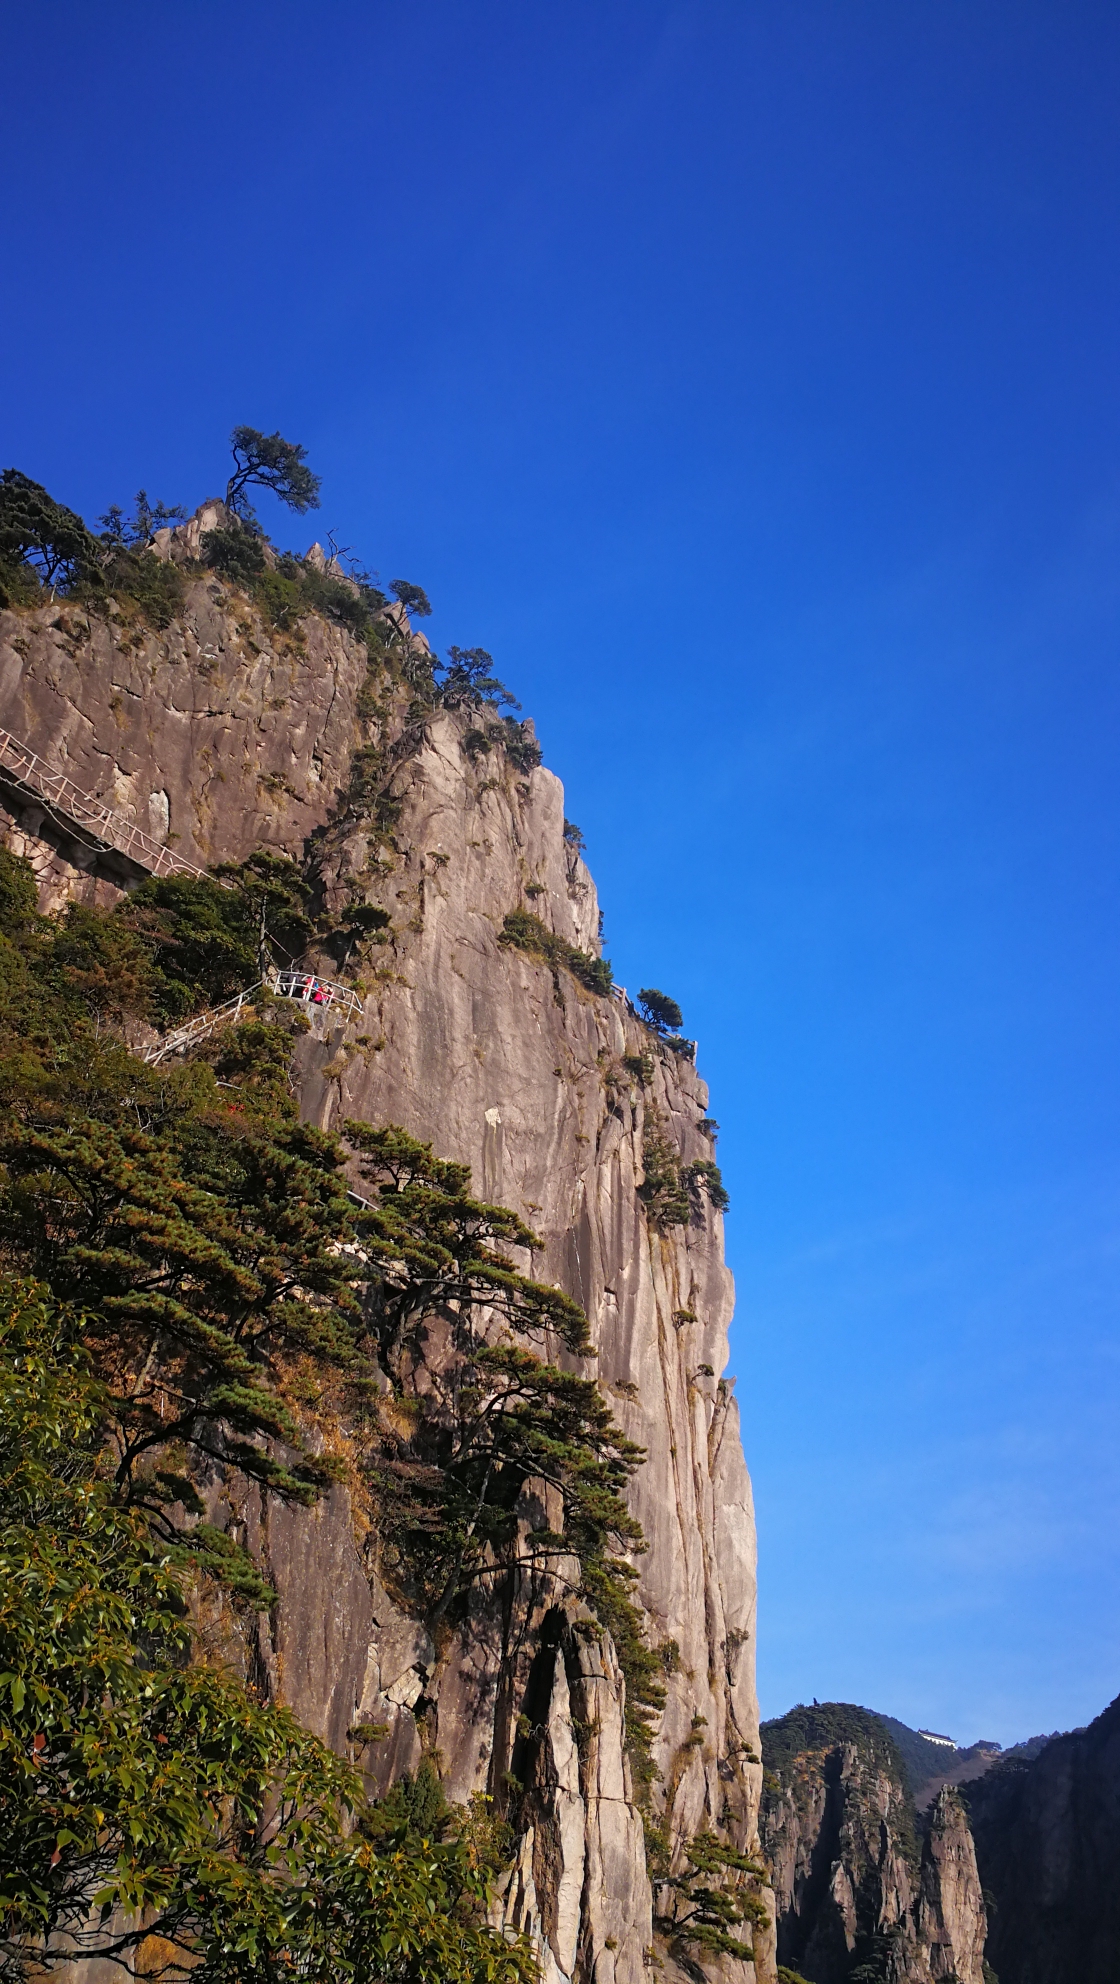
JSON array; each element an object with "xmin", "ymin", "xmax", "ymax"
[
  {"xmin": 0, "ymin": 471, "xmax": 184, "ymax": 626},
  {"xmin": 655, "ymin": 1831, "xmax": 770, "ymax": 1965},
  {"xmin": 0, "ymin": 1278, "xmax": 536, "ymax": 1984},
  {"xmin": 99, "ymin": 490, "xmax": 186, "ymax": 548},
  {"xmin": 0, "ymin": 844, "xmax": 658, "ymax": 1787},
  {"xmin": 343, "ymin": 1123, "xmax": 655, "ymax": 1767},
  {"xmin": 390, "ymin": 579, "xmax": 433, "ymax": 617},
  {"xmin": 121, "ymin": 853, "xmax": 314, "ymax": 1020},
  {"xmin": 0, "ymin": 470, "xmax": 102, "ymax": 594},
  {"xmin": 436, "ymin": 646, "xmax": 519, "ymax": 712},
  {"xmin": 225, "ymin": 426, "xmax": 322, "ymax": 525},
  {"xmin": 637, "ymin": 988, "xmax": 683, "ymax": 1034}
]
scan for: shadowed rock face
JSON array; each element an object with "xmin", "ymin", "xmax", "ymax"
[
  {"xmin": 0, "ymin": 559, "xmax": 775, "ymax": 1984},
  {"xmin": 965, "ymin": 1695, "xmax": 1120, "ymax": 1984},
  {"xmin": 760, "ymin": 1707, "xmax": 985, "ymax": 1983}
]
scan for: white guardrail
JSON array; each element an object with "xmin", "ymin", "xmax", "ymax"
[
  {"xmin": 143, "ymin": 971, "xmax": 364, "ymax": 1065},
  {"xmin": 0, "ymin": 726, "xmax": 212, "ymax": 881},
  {"xmin": 0, "ymin": 727, "xmax": 363, "ymax": 1065}
]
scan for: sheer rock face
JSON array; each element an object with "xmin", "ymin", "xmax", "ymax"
[
  {"xmin": 965, "ymin": 1695, "xmax": 1120, "ymax": 1984},
  {"xmin": 0, "ymin": 567, "xmax": 369, "ymax": 909},
  {"xmin": 0, "ymin": 580, "xmax": 773, "ymax": 1984},
  {"xmin": 295, "ymin": 706, "xmax": 771, "ymax": 1983},
  {"xmin": 761, "ymin": 1742, "xmax": 985, "ymax": 1984}
]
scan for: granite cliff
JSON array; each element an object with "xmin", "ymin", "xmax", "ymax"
[
  {"xmin": 0, "ymin": 507, "xmax": 775, "ymax": 1984},
  {"xmin": 759, "ymin": 1705, "xmax": 986, "ymax": 1984},
  {"xmin": 963, "ymin": 1694, "xmax": 1120, "ymax": 1984}
]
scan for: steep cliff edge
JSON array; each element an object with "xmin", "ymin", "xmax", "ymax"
[
  {"xmin": 759, "ymin": 1705, "xmax": 986, "ymax": 1984},
  {"xmin": 0, "ymin": 512, "xmax": 371, "ymax": 909},
  {"xmin": 963, "ymin": 1695, "xmax": 1120, "ymax": 1984},
  {"xmin": 0, "ymin": 536, "xmax": 774, "ymax": 1984}
]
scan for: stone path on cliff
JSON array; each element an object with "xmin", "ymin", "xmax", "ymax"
[{"xmin": 0, "ymin": 723, "xmax": 212, "ymax": 883}]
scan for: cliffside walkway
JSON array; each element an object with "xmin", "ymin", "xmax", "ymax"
[
  {"xmin": 0, "ymin": 725, "xmax": 211, "ymax": 882},
  {"xmin": 144, "ymin": 970, "xmax": 363, "ymax": 1066}
]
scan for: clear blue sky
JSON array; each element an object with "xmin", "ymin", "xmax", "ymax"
[{"xmin": 4, "ymin": 1, "xmax": 1119, "ymax": 1746}]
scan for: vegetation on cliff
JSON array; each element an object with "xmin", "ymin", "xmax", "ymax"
[
  {"xmin": 0, "ymin": 453, "xmax": 760, "ymax": 1980},
  {"xmin": 0, "ymin": 436, "xmax": 542, "ymax": 784},
  {"xmin": 499, "ymin": 906, "xmax": 613, "ymax": 996},
  {"xmin": 0, "ymin": 1282, "xmax": 534, "ymax": 1984},
  {"xmin": 0, "ymin": 821, "xmax": 669, "ymax": 1976}
]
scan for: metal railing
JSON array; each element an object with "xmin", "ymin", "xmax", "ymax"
[
  {"xmin": 272, "ymin": 970, "xmax": 363, "ymax": 1022},
  {"xmin": 143, "ymin": 971, "xmax": 364, "ymax": 1066},
  {"xmin": 0, "ymin": 726, "xmax": 210, "ymax": 881},
  {"xmin": 144, "ymin": 983, "xmax": 265, "ymax": 1065}
]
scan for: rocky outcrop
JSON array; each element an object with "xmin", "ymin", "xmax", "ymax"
[
  {"xmin": 759, "ymin": 1706, "xmax": 985, "ymax": 1982},
  {"xmin": 914, "ymin": 1790, "xmax": 988, "ymax": 1983},
  {"xmin": 965, "ymin": 1694, "xmax": 1120, "ymax": 1984},
  {"xmin": 0, "ymin": 540, "xmax": 369, "ymax": 909},
  {"xmin": 0, "ymin": 542, "xmax": 773, "ymax": 1984},
  {"xmin": 292, "ymin": 697, "xmax": 771, "ymax": 1982}
]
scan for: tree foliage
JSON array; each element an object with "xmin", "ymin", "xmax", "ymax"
[
  {"xmin": 0, "ymin": 470, "xmax": 185, "ymax": 626},
  {"xmin": 344, "ymin": 1123, "xmax": 646, "ymax": 1623},
  {"xmin": 0, "ymin": 841, "xmax": 661, "ymax": 1821},
  {"xmin": 99, "ymin": 491, "xmax": 186, "ymax": 548},
  {"xmin": 436, "ymin": 646, "xmax": 519, "ymax": 712},
  {"xmin": 499, "ymin": 909, "xmax": 613, "ymax": 998},
  {"xmin": 225, "ymin": 426, "xmax": 322, "ymax": 524},
  {"xmin": 639, "ymin": 1112, "xmax": 729, "ymax": 1230},
  {"xmin": 0, "ymin": 849, "xmax": 358, "ymax": 1590},
  {"xmin": 390, "ymin": 579, "xmax": 433, "ymax": 618},
  {"xmin": 0, "ymin": 469, "xmax": 102, "ymax": 595},
  {"xmin": 122, "ymin": 853, "xmax": 315, "ymax": 1019},
  {"xmin": 655, "ymin": 1831, "xmax": 770, "ymax": 1964},
  {"xmin": 637, "ymin": 988, "xmax": 683, "ymax": 1035},
  {"xmin": 0, "ymin": 1279, "xmax": 535, "ymax": 1984}
]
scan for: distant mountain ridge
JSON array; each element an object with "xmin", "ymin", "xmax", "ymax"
[
  {"xmin": 759, "ymin": 1702, "xmax": 987, "ymax": 1981},
  {"xmin": 963, "ymin": 1694, "xmax": 1120, "ymax": 1984},
  {"xmin": 760, "ymin": 1699, "xmax": 1119, "ymax": 1983}
]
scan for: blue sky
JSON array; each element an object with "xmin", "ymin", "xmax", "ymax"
[{"xmin": 3, "ymin": 1, "xmax": 1119, "ymax": 1744}]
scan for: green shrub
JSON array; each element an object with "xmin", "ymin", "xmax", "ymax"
[
  {"xmin": 462, "ymin": 715, "xmax": 542, "ymax": 772},
  {"xmin": 623, "ymin": 1052, "xmax": 654, "ymax": 1085},
  {"xmin": 637, "ymin": 987, "xmax": 683, "ymax": 1034},
  {"xmin": 639, "ymin": 1114, "xmax": 729, "ymax": 1229},
  {"xmin": 499, "ymin": 908, "xmax": 613, "ymax": 997},
  {"xmin": 638, "ymin": 1113, "xmax": 691, "ymax": 1229},
  {"xmin": 201, "ymin": 530, "xmax": 397, "ymax": 643},
  {"xmin": 100, "ymin": 545, "xmax": 185, "ymax": 627},
  {"xmin": 202, "ymin": 523, "xmax": 266, "ymax": 586}
]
